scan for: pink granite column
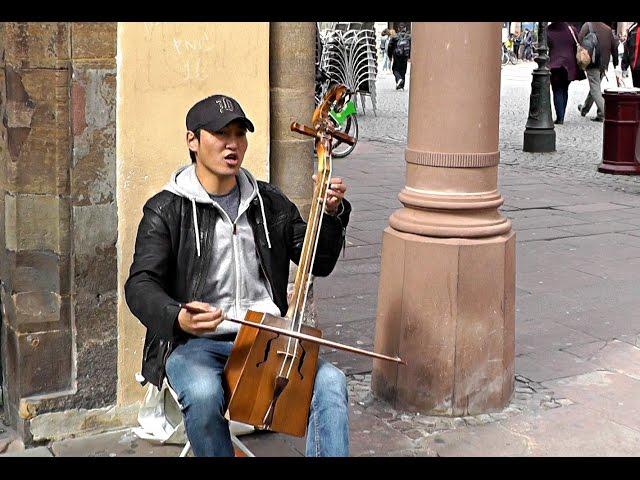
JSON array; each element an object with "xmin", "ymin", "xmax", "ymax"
[{"xmin": 372, "ymin": 22, "xmax": 516, "ymax": 415}]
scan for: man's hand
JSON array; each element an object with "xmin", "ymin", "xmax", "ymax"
[
  {"xmin": 312, "ymin": 174, "xmax": 347, "ymax": 215},
  {"xmin": 178, "ymin": 301, "xmax": 225, "ymax": 336}
]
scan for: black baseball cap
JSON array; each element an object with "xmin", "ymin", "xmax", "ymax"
[{"xmin": 186, "ymin": 94, "xmax": 255, "ymax": 133}]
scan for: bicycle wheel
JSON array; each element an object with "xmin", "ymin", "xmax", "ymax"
[
  {"xmin": 501, "ymin": 50, "xmax": 508, "ymax": 65},
  {"xmin": 331, "ymin": 114, "xmax": 358, "ymax": 158},
  {"xmin": 509, "ymin": 52, "xmax": 518, "ymax": 65}
]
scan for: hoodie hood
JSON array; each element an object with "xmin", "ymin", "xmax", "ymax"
[
  {"xmin": 162, "ymin": 164, "xmax": 271, "ymax": 257},
  {"xmin": 163, "ymin": 164, "xmax": 258, "ymax": 205}
]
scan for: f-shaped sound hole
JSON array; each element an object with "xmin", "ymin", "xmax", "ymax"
[
  {"xmin": 256, "ymin": 334, "xmax": 279, "ymax": 368},
  {"xmin": 296, "ymin": 342, "xmax": 307, "ymax": 380}
]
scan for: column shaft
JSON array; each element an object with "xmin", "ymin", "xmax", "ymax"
[
  {"xmin": 269, "ymin": 22, "xmax": 316, "ymax": 220},
  {"xmin": 372, "ymin": 23, "xmax": 516, "ymax": 415}
]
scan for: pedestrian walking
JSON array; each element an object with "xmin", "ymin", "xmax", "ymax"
[
  {"xmin": 621, "ymin": 22, "xmax": 640, "ymax": 87},
  {"xmin": 380, "ymin": 28, "xmax": 391, "ymax": 72},
  {"xmin": 577, "ymin": 22, "xmax": 621, "ymax": 122},
  {"xmin": 514, "ymin": 31, "xmax": 522, "ymax": 59},
  {"xmin": 523, "ymin": 29, "xmax": 534, "ymax": 61},
  {"xmin": 387, "ymin": 26, "xmax": 411, "ymax": 90},
  {"xmin": 547, "ymin": 22, "xmax": 586, "ymax": 124}
]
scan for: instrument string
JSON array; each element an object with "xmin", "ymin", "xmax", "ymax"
[{"xmin": 282, "ymin": 161, "xmax": 332, "ymax": 380}]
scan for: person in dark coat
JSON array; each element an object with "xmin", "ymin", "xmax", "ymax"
[
  {"xmin": 621, "ymin": 22, "xmax": 640, "ymax": 87},
  {"xmin": 547, "ymin": 22, "xmax": 586, "ymax": 124},
  {"xmin": 387, "ymin": 27, "xmax": 411, "ymax": 90},
  {"xmin": 577, "ymin": 22, "xmax": 620, "ymax": 122},
  {"xmin": 513, "ymin": 31, "xmax": 522, "ymax": 59}
]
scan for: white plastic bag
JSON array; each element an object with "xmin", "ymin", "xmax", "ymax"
[
  {"xmin": 131, "ymin": 373, "xmax": 255, "ymax": 445},
  {"xmin": 132, "ymin": 375, "xmax": 187, "ymax": 445}
]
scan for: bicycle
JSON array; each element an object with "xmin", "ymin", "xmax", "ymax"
[
  {"xmin": 315, "ymin": 66, "xmax": 359, "ymax": 158},
  {"xmin": 501, "ymin": 43, "xmax": 518, "ymax": 65}
]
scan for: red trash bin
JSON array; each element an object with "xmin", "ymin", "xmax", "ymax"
[{"xmin": 598, "ymin": 87, "xmax": 640, "ymax": 175}]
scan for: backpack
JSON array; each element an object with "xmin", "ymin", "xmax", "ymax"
[
  {"xmin": 394, "ymin": 33, "xmax": 411, "ymax": 58},
  {"xmin": 581, "ymin": 22, "xmax": 600, "ymax": 68}
]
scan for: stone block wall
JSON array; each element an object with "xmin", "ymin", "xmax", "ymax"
[{"xmin": 0, "ymin": 22, "xmax": 117, "ymax": 440}]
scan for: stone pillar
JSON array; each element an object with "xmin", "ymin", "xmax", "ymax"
[
  {"xmin": 0, "ymin": 22, "xmax": 118, "ymax": 441},
  {"xmin": 269, "ymin": 23, "xmax": 318, "ymax": 326},
  {"xmin": 0, "ymin": 23, "xmax": 74, "ymax": 437},
  {"xmin": 269, "ymin": 22, "xmax": 315, "ymax": 220},
  {"xmin": 372, "ymin": 23, "xmax": 516, "ymax": 416},
  {"xmin": 66, "ymin": 23, "xmax": 118, "ymax": 410}
]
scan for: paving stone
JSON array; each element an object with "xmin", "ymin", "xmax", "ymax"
[
  {"xmin": 490, "ymin": 413, "xmax": 510, "ymax": 421},
  {"xmin": 516, "ymin": 321, "xmax": 599, "ymax": 354},
  {"xmin": 516, "ymin": 266, "xmax": 603, "ymax": 295},
  {"xmin": 515, "ymin": 350, "xmax": 600, "ymax": 383},
  {"xmin": 348, "ymin": 406, "xmax": 414, "ymax": 457},
  {"xmin": 554, "ymin": 301, "xmax": 640, "ymax": 341},
  {"xmin": 417, "ymin": 423, "xmax": 531, "ymax": 456},
  {"xmin": 555, "ymin": 221, "xmax": 639, "ymax": 236},
  {"xmin": 1, "ymin": 446, "xmax": 53, "ymax": 457},
  {"xmin": 513, "ymin": 227, "xmax": 577, "ymax": 242},
  {"xmin": 544, "ymin": 370, "xmax": 640, "ymax": 433},
  {"xmin": 554, "ymin": 203, "xmax": 634, "ymax": 214},
  {"xmin": 0, "ymin": 427, "xmax": 20, "ymax": 454},
  {"xmin": 419, "ymin": 403, "xmax": 640, "ymax": 457},
  {"xmin": 510, "ymin": 213, "xmax": 589, "ymax": 231},
  {"xmin": 50, "ymin": 429, "xmax": 184, "ymax": 457},
  {"xmin": 239, "ymin": 432, "xmax": 305, "ymax": 457},
  {"xmin": 404, "ymin": 429, "xmax": 425, "ymax": 440},
  {"xmin": 569, "ymin": 257, "xmax": 640, "ymax": 282}
]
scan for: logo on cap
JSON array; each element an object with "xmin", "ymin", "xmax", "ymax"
[{"xmin": 216, "ymin": 97, "xmax": 235, "ymax": 114}]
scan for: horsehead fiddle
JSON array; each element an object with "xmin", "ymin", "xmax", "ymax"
[{"xmin": 186, "ymin": 84, "xmax": 404, "ymax": 437}]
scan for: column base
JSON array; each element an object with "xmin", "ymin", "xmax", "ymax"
[
  {"xmin": 372, "ymin": 227, "xmax": 515, "ymax": 416},
  {"xmin": 597, "ymin": 161, "xmax": 640, "ymax": 175},
  {"xmin": 523, "ymin": 128, "xmax": 556, "ymax": 152}
]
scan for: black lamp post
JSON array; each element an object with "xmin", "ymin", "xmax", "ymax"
[{"xmin": 523, "ymin": 21, "xmax": 556, "ymax": 152}]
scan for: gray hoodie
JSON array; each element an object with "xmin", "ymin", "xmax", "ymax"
[{"xmin": 163, "ymin": 164, "xmax": 281, "ymax": 337}]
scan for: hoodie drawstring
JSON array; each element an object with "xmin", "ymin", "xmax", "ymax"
[
  {"xmin": 191, "ymin": 198, "xmax": 201, "ymax": 257},
  {"xmin": 256, "ymin": 190, "xmax": 272, "ymax": 249}
]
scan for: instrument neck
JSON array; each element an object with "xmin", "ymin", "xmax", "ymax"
[{"xmin": 286, "ymin": 144, "xmax": 332, "ymax": 323}]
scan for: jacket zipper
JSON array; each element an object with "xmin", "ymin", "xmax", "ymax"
[
  {"xmin": 251, "ymin": 204, "xmax": 276, "ymax": 303},
  {"xmin": 256, "ymin": 246, "xmax": 275, "ymax": 301},
  {"xmin": 232, "ymin": 221, "xmax": 241, "ymax": 318}
]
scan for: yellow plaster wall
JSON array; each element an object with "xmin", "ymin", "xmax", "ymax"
[{"xmin": 116, "ymin": 22, "xmax": 270, "ymax": 404}]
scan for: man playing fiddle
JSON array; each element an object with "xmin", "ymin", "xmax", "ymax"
[{"xmin": 125, "ymin": 94, "xmax": 351, "ymax": 457}]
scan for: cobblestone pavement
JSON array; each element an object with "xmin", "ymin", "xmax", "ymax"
[
  {"xmin": 346, "ymin": 372, "xmax": 571, "ymax": 444},
  {"xmin": 5, "ymin": 60, "xmax": 640, "ymax": 457},
  {"xmin": 363, "ymin": 61, "xmax": 640, "ymax": 194}
]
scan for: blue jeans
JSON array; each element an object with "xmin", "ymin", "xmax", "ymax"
[
  {"xmin": 165, "ymin": 337, "xmax": 350, "ymax": 457},
  {"xmin": 551, "ymin": 67, "xmax": 569, "ymax": 122}
]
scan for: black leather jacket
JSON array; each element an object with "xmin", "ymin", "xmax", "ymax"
[{"xmin": 125, "ymin": 181, "xmax": 351, "ymax": 387}]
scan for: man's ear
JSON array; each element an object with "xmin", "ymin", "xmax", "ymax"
[{"xmin": 187, "ymin": 130, "xmax": 199, "ymax": 153}]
